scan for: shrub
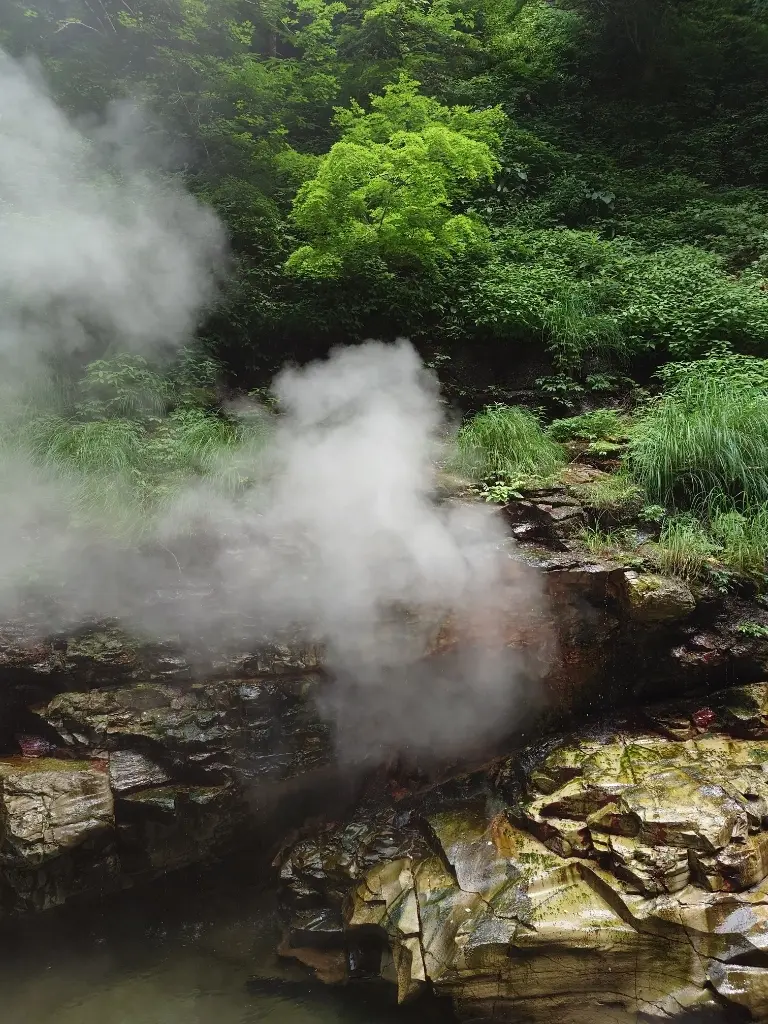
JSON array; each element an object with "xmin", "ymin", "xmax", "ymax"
[
  {"xmin": 617, "ymin": 246, "xmax": 768, "ymax": 359},
  {"xmin": 474, "ymin": 232, "xmax": 768, "ymax": 368},
  {"xmin": 453, "ymin": 403, "xmax": 565, "ymax": 481},
  {"xmin": 286, "ymin": 77, "xmax": 504, "ymax": 276},
  {"xmin": 628, "ymin": 357, "xmax": 768, "ymax": 511},
  {"xmin": 548, "ymin": 408, "xmax": 627, "ymax": 442},
  {"xmin": 75, "ymin": 354, "xmax": 170, "ymax": 420}
]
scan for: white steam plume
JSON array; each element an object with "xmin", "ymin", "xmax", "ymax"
[
  {"xmin": 159, "ymin": 341, "xmax": 550, "ymax": 761},
  {"xmin": 0, "ymin": 52, "xmax": 550, "ymax": 763},
  {"xmin": 0, "ymin": 50, "xmax": 224, "ymax": 373}
]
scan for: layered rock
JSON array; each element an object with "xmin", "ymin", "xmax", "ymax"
[
  {"xmin": 0, "ymin": 623, "xmax": 333, "ymax": 914},
  {"xmin": 0, "ymin": 757, "xmax": 117, "ymax": 914},
  {"xmin": 277, "ymin": 682, "xmax": 768, "ymax": 1023},
  {"xmin": 0, "ymin": 511, "xmax": 767, "ymax": 918}
]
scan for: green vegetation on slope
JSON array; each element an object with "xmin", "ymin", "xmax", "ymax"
[
  {"xmin": 5, "ymin": 0, "xmax": 768, "ymax": 577},
  {"xmin": 1, "ymin": 353, "xmax": 271, "ymax": 538},
  {"xmin": 6, "ymin": 0, "xmax": 768, "ymax": 383},
  {"xmin": 454, "ymin": 403, "xmax": 565, "ymax": 482}
]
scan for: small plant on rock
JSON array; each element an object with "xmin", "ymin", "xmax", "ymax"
[{"xmin": 736, "ymin": 621, "xmax": 768, "ymax": 639}]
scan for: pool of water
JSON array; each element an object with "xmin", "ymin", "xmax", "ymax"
[{"xmin": 0, "ymin": 862, "xmax": 452, "ymax": 1024}]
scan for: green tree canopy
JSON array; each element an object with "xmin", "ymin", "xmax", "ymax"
[{"xmin": 285, "ymin": 75, "xmax": 505, "ymax": 276}]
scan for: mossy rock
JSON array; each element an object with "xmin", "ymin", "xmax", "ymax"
[{"xmin": 622, "ymin": 570, "xmax": 696, "ymax": 622}]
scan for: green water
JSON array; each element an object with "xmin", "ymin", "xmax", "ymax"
[{"xmin": 0, "ymin": 864, "xmax": 451, "ymax": 1024}]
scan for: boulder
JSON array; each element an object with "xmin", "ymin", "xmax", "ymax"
[
  {"xmin": 277, "ymin": 682, "xmax": 768, "ymax": 1023},
  {"xmin": 621, "ymin": 571, "xmax": 696, "ymax": 623},
  {"xmin": 0, "ymin": 757, "xmax": 117, "ymax": 913},
  {"xmin": 116, "ymin": 781, "xmax": 241, "ymax": 877},
  {"xmin": 501, "ymin": 488, "xmax": 586, "ymax": 549},
  {"xmin": 37, "ymin": 675, "xmax": 331, "ymax": 785}
]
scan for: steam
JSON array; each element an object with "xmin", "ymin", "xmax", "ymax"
[
  {"xmin": 0, "ymin": 51, "xmax": 550, "ymax": 763},
  {"xmin": 181, "ymin": 342, "xmax": 549, "ymax": 761},
  {"xmin": 0, "ymin": 50, "xmax": 224, "ymax": 377}
]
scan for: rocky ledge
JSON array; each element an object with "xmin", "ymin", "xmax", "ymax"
[
  {"xmin": 0, "ymin": 625, "xmax": 331, "ymax": 915},
  {"xmin": 277, "ymin": 681, "xmax": 768, "ymax": 1023},
  {"xmin": 1, "ymin": 500, "xmax": 768, "ymax": 919}
]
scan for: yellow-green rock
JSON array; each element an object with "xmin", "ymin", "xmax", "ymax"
[{"xmin": 279, "ymin": 682, "xmax": 768, "ymax": 1023}]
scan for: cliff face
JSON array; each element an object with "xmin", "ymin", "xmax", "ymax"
[
  {"xmin": 0, "ymin": 624, "xmax": 331, "ymax": 914},
  {"xmin": 0, "ymin": 494, "xmax": 767, "ymax": 918},
  {"xmin": 276, "ymin": 683, "xmax": 768, "ymax": 1024}
]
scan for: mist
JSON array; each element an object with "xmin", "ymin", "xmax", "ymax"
[{"xmin": 0, "ymin": 50, "xmax": 550, "ymax": 764}]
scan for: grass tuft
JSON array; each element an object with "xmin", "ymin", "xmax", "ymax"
[
  {"xmin": 628, "ymin": 373, "xmax": 768, "ymax": 511},
  {"xmin": 710, "ymin": 507, "xmax": 768, "ymax": 575},
  {"xmin": 579, "ymin": 525, "xmax": 630, "ymax": 556},
  {"xmin": 454, "ymin": 404, "xmax": 565, "ymax": 482},
  {"xmin": 651, "ymin": 515, "xmax": 718, "ymax": 579}
]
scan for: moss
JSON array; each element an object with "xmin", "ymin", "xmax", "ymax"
[
  {"xmin": 66, "ymin": 628, "xmax": 139, "ymax": 662},
  {"xmin": 0, "ymin": 757, "xmax": 101, "ymax": 776}
]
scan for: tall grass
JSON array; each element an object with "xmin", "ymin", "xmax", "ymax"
[
  {"xmin": 454, "ymin": 404, "xmax": 565, "ymax": 481},
  {"xmin": 26, "ymin": 418, "xmax": 146, "ymax": 475},
  {"xmin": 10, "ymin": 406, "xmax": 271, "ymax": 540},
  {"xmin": 628, "ymin": 375, "xmax": 768, "ymax": 510},
  {"xmin": 652, "ymin": 515, "xmax": 718, "ymax": 579},
  {"xmin": 710, "ymin": 507, "xmax": 768, "ymax": 575},
  {"xmin": 626, "ymin": 359, "xmax": 768, "ymax": 578},
  {"xmin": 544, "ymin": 289, "xmax": 624, "ymax": 373}
]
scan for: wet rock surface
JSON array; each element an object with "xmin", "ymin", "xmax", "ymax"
[
  {"xmin": 622, "ymin": 571, "xmax": 696, "ymax": 623},
  {"xmin": 0, "ymin": 757, "xmax": 117, "ymax": 913},
  {"xmin": 277, "ymin": 682, "xmax": 768, "ymax": 1023},
  {"xmin": 1, "ymin": 510, "xmax": 768, "ymax": 921},
  {"xmin": 0, "ymin": 621, "xmax": 334, "ymax": 915}
]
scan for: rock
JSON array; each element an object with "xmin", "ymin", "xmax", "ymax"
[
  {"xmin": 276, "ymin": 682, "xmax": 768, "ymax": 1023},
  {"xmin": 536, "ymin": 558, "xmax": 627, "ymax": 706},
  {"xmin": 108, "ymin": 750, "xmax": 171, "ymax": 793},
  {"xmin": 116, "ymin": 782, "xmax": 241, "ymax": 877},
  {"xmin": 0, "ymin": 757, "xmax": 117, "ymax": 913},
  {"xmin": 0, "ymin": 511, "xmax": 765, "ymax": 921},
  {"xmin": 622, "ymin": 571, "xmax": 696, "ymax": 623},
  {"xmin": 501, "ymin": 490, "xmax": 586, "ymax": 550},
  {"xmin": 0, "ymin": 666, "xmax": 334, "ymax": 913},
  {"xmin": 37, "ymin": 675, "xmax": 331, "ymax": 784}
]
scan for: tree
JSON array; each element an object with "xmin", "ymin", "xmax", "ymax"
[{"xmin": 285, "ymin": 74, "xmax": 504, "ymax": 276}]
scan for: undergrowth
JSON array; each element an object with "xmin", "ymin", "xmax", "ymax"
[
  {"xmin": 3, "ymin": 354, "xmax": 272, "ymax": 539},
  {"xmin": 548, "ymin": 408, "xmax": 628, "ymax": 443},
  {"xmin": 454, "ymin": 404, "xmax": 565, "ymax": 483},
  {"xmin": 628, "ymin": 358, "xmax": 768, "ymax": 511}
]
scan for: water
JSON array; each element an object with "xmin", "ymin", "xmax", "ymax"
[{"xmin": 0, "ymin": 862, "xmax": 452, "ymax": 1024}]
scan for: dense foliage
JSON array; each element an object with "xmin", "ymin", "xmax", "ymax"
[
  {"xmin": 6, "ymin": 0, "xmax": 768, "ymax": 577},
  {"xmin": 6, "ymin": 0, "xmax": 768, "ymax": 384}
]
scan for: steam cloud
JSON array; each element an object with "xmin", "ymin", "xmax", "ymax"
[
  {"xmin": 0, "ymin": 51, "xmax": 224, "ymax": 369},
  {"xmin": 0, "ymin": 51, "xmax": 550, "ymax": 763}
]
